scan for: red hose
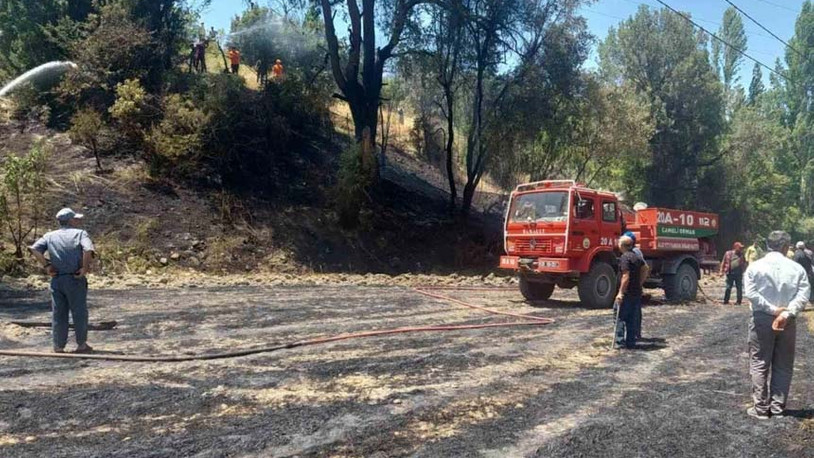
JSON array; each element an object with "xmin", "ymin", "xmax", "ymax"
[{"xmin": 0, "ymin": 286, "xmax": 553, "ymax": 362}]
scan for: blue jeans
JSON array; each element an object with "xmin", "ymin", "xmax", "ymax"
[
  {"xmin": 50, "ymin": 276, "xmax": 89, "ymax": 349},
  {"xmin": 615, "ymin": 295, "xmax": 642, "ymax": 348}
]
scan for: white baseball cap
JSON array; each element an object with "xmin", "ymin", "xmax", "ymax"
[{"xmin": 55, "ymin": 208, "xmax": 84, "ymax": 223}]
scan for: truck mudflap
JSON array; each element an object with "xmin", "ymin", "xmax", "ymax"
[{"xmin": 499, "ymin": 256, "xmax": 572, "ymax": 273}]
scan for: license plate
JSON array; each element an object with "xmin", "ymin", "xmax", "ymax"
[
  {"xmin": 500, "ymin": 256, "xmax": 518, "ymax": 267},
  {"xmin": 540, "ymin": 261, "xmax": 560, "ymax": 268}
]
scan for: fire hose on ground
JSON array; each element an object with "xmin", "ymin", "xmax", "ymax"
[{"xmin": 0, "ymin": 287, "xmax": 555, "ymax": 362}]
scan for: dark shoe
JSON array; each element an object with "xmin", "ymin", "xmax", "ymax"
[
  {"xmin": 771, "ymin": 410, "xmax": 786, "ymax": 418},
  {"xmin": 74, "ymin": 344, "xmax": 93, "ymax": 354},
  {"xmin": 747, "ymin": 407, "xmax": 770, "ymax": 420},
  {"xmin": 53, "ymin": 347, "xmax": 65, "ymax": 354}
]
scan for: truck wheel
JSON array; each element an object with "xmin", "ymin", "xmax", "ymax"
[
  {"xmin": 578, "ymin": 262, "xmax": 617, "ymax": 308},
  {"xmin": 664, "ymin": 263, "xmax": 698, "ymax": 302},
  {"xmin": 519, "ymin": 277, "xmax": 555, "ymax": 301}
]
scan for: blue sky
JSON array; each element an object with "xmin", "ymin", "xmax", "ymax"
[{"xmin": 201, "ymin": 0, "xmax": 805, "ymax": 86}]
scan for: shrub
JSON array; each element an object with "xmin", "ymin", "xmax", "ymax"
[
  {"xmin": 68, "ymin": 107, "xmax": 105, "ymax": 171},
  {"xmin": 145, "ymin": 94, "xmax": 209, "ymax": 177},
  {"xmin": 109, "ymin": 78, "xmax": 151, "ymax": 149},
  {"xmin": 54, "ymin": 1, "xmax": 154, "ymax": 119},
  {"xmin": 0, "ymin": 143, "xmax": 50, "ymax": 263},
  {"xmin": 335, "ymin": 138, "xmax": 377, "ymax": 228}
]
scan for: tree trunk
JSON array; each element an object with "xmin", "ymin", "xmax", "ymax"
[
  {"xmin": 461, "ymin": 179, "xmax": 476, "ymax": 217},
  {"xmin": 444, "ymin": 86, "xmax": 457, "ymax": 212},
  {"xmin": 92, "ymin": 139, "xmax": 102, "ymax": 171}
]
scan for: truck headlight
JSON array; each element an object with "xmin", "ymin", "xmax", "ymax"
[{"xmin": 507, "ymin": 240, "xmax": 516, "ymax": 253}]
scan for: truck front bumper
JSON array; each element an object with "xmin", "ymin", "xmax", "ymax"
[{"xmin": 499, "ymin": 256, "xmax": 572, "ymax": 273}]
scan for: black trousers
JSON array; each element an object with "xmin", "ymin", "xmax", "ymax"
[{"xmin": 724, "ymin": 272, "xmax": 743, "ymax": 304}]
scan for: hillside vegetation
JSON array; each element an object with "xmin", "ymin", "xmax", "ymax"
[{"xmin": 1, "ymin": 0, "xmax": 814, "ymax": 277}]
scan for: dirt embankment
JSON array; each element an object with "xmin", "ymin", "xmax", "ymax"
[{"xmin": 0, "ymin": 120, "xmax": 504, "ymax": 281}]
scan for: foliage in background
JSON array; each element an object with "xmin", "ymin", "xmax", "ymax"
[{"xmin": 600, "ymin": 6, "xmax": 725, "ymax": 210}]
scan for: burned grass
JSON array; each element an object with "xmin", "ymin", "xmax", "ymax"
[{"xmin": 1, "ymin": 285, "xmax": 813, "ymax": 457}]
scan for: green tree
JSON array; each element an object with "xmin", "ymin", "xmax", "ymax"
[
  {"xmin": 599, "ymin": 6, "xmax": 724, "ymax": 209},
  {"xmin": 0, "ymin": 144, "xmax": 50, "ymax": 262},
  {"xmin": 711, "ymin": 7, "xmax": 746, "ymax": 93},
  {"xmin": 69, "ymin": 108, "xmax": 105, "ymax": 171},
  {"xmin": 747, "ymin": 63, "xmax": 764, "ymax": 106},
  {"xmin": 722, "ymin": 107, "xmax": 794, "ymax": 239},
  {"xmin": 0, "ymin": 1, "xmax": 65, "ymax": 82},
  {"xmin": 776, "ymin": 1, "xmax": 814, "ymax": 214}
]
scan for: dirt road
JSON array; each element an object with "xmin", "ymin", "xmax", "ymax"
[{"xmin": 1, "ymin": 285, "xmax": 813, "ymax": 457}]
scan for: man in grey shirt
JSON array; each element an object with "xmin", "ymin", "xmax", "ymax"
[
  {"xmin": 29, "ymin": 208, "xmax": 95, "ymax": 353},
  {"xmin": 743, "ymin": 230, "xmax": 810, "ymax": 419}
]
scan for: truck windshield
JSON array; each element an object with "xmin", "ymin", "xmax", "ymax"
[{"xmin": 509, "ymin": 191, "xmax": 569, "ymax": 223}]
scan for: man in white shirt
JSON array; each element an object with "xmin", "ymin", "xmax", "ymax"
[{"xmin": 743, "ymin": 230, "xmax": 810, "ymax": 420}]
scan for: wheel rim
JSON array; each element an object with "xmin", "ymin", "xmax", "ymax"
[{"xmin": 596, "ymin": 274, "xmax": 611, "ymax": 298}]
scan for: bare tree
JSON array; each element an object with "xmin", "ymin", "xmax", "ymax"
[
  {"xmin": 431, "ymin": 0, "xmax": 466, "ymax": 211},
  {"xmin": 461, "ymin": 0, "xmax": 572, "ymax": 216},
  {"xmin": 320, "ymin": 0, "xmax": 429, "ymax": 148}
]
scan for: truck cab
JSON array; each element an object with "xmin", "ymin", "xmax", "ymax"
[{"xmin": 500, "ymin": 180, "xmax": 718, "ymax": 308}]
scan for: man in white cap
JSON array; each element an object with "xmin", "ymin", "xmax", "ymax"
[{"xmin": 28, "ymin": 208, "xmax": 95, "ymax": 353}]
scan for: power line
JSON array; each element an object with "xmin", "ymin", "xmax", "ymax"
[
  {"xmin": 754, "ymin": 0, "xmax": 800, "ymax": 14},
  {"xmin": 619, "ymin": 0, "xmax": 781, "ymax": 42},
  {"xmin": 653, "ymin": 0, "xmax": 787, "ymax": 81},
  {"xmin": 722, "ymin": 0, "xmax": 805, "ymax": 59}
]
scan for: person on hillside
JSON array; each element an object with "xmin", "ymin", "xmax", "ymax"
[
  {"xmin": 721, "ymin": 242, "xmax": 746, "ymax": 305},
  {"xmin": 614, "ymin": 236, "xmax": 648, "ymax": 349},
  {"xmin": 188, "ymin": 43, "xmax": 196, "ymax": 73},
  {"xmin": 28, "ymin": 208, "xmax": 96, "ymax": 354},
  {"xmin": 743, "ymin": 231, "xmax": 810, "ymax": 420},
  {"xmin": 623, "ymin": 231, "xmax": 649, "ymax": 340},
  {"xmin": 793, "ymin": 241, "xmax": 814, "ymax": 302},
  {"xmin": 256, "ymin": 58, "xmax": 269, "ymax": 85},
  {"xmin": 228, "ymin": 46, "xmax": 241, "ymax": 74},
  {"xmin": 272, "ymin": 59, "xmax": 284, "ymax": 80},
  {"xmin": 745, "ymin": 240, "xmax": 763, "ymax": 264},
  {"xmin": 194, "ymin": 41, "xmax": 207, "ymax": 73}
]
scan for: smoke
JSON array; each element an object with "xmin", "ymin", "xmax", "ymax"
[
  {"xmin": 224, "ymin": 15, "xmax": 322, "ymax": 64},
  {"xmin": 0, "ymin": 61, "xmax": 78, "ymax": 97}
]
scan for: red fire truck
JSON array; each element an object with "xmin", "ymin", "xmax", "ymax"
[{"xmin": 499, "ymin": 180, "xmax": 719, "ymax": 308}]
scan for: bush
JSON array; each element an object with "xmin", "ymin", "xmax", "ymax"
[
  {"xmin": 194, "ymin": 72, "xmax": 330, "ymax": 193},
  {"xmin": 0, "ymin": 143, "xmax": 50, "ymax": 263},
  {"xmin": 146, "ymin": 94, "xmax": 209, "ymax": 177},
  {"xmin": 55, "ymin": 1, "xmax": 154, "ymax": 116},
  {"xmin": 108, "ymin": 78, "xmax": 153, "ymax": 149},
  {"xmin": 335, "ymin": 139, "xmax": 377, "ymax": 228},
  {"xmin": 68, "ymin": 107, "xmax": 105, "ymax": 170}
]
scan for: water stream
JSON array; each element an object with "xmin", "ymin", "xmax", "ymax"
[{"xmin": 0, "ymin": 61, "xmax": 78, "ymax": 97}]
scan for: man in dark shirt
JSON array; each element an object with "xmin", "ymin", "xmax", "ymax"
[
  {"xmin": 721, "ymin": 242, "xmax": 746, "ymax": 305},
  {"xmin": 793, "ymin": 241, "xmax": 813, "ymax": 302},
  {"xmin": 615, "ymin": 235, "xmax": 649, "ymax": 349}
]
